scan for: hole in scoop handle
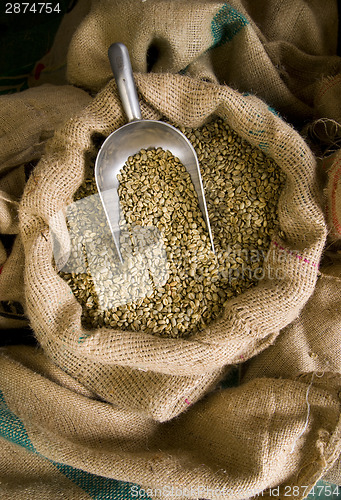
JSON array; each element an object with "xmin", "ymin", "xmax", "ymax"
[{"xmin": 108, "ymin": 43, "xmax": 142, "ymax": 123}]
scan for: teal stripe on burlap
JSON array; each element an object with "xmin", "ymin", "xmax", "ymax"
[
  {"xmin": 0, "ymin": 389, "xmax": 150, "ymax": 499},
  {"xmin": 211, "ymin": 3, "xmax": 249, "ymax": 48},
  {"xmin": 0, "ymin": 389, "xmax": 35, "ymax": 451}
]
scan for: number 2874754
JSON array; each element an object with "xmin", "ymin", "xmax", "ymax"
[{"xmin": 5, "ymin": 3, "xmax": 61, "ymax": 14}]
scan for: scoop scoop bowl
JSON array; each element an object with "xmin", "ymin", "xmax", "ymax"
[{"xmin": 95, "ymin": 42, "xmax": 215, "ymax": 262}]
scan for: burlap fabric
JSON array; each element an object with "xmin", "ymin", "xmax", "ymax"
[
  {"xmin": 242, "ymin": 256, "xmax": 341, "ymax": 384},
  {"xmin": 0, "ymin": 344, "xmax": 341, "ymax": 499},
  {"xmin": 322, "ymin": 150, "xmax": 341, "ymax": 243},
  {"xmin": 0, "ymin": 167, "xmax": 26, "ymax": 329},
  {"xmin": 26, "ymin": 0, "xmax": 92, "ymax": 89},
  {"xmin": 300, "ymin": 75, "xmax": 341, "ymax": 245},
  {"xmin": 311, "ymin": 74, "xmax": 341, "ymax": 243},
  {"xmin": 66, "ymin": 0, "xmax": 341, "ymax": 125},
  {"xmin": 0, "ymin": 85, "xmax": 91, "ymax": 330},
  {"xmin": 315, "ymin": 74, "xmax": 341, "ymax": 125},
  {"xmin": 0, "ymin": 84, "xmax": 91, "ymax": 173},
  {"xmin": 241, "ymin": 253, "xmax": 341, "ymax": 488},
  {"xmin": 19, "ymin": 72, "xmax": 326, "ymax": 422}
]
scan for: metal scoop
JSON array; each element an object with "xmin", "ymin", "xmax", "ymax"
[{"xmin": 95, "ymin": 42, "xmax": 215, "ymax": 262}]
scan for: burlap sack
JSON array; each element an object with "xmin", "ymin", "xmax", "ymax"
[
  {"xmin": 241, "ymin": 256, "xmax": 341, "ymax": 384},
  {"xmin": 0, "ymin": 166, "xmax": 25, "ymax": 235},
  {"xmin": 0, "ymin": 84, "xmax": 91, "ymax": 174},
  {"xmin": 302, "ymin": 73, "xmax": 341, "ymax": 157},
  {"xmin": 301, "ymin": 73, "xmax": 341, "ymax": 242},
  {"xmin": 315, "ymin": 74, "xmax": 341, "ymax": 125},
  {"xmin": 0, "ymin": 85, "xmax": 92, "ymax": 330},
  {"xmin": 0, "ymin": 344, "xmax": 341, "ymax": 500},
  {"xmin": 26, "ymin": 0, "xmax": 92, "ymax": 88},
  {"xmin": 19, "ymin": 72, "xmax": 326, "ymax": 422},
  {"xmin": 0, "ymin": 166, "xmax": 27, "ymax": 329},
  {"xmin": 322, "ymin": 150, "xmax": 341, "ymax": 242},
  {"xmin": 240, "ymin": 252, "xmax": 341, "ymax": 485},
  {"xmin": 66, "ymin": 0, "xmax": 341, "ymax": 125}
]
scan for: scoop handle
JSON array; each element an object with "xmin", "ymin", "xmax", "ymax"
[{"xmin": 108, "ymin": 43, "xmax": 142, "ymax": 122}]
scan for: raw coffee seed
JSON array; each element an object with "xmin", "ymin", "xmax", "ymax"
[{"xmin": 59, "ymin": 117, "xmax": 285, "ymax": 338}]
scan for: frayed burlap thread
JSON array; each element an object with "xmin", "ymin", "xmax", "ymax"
[{"xmin": 19, "ymin": 73, "xmax": 326, "ymax": 421}]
